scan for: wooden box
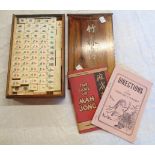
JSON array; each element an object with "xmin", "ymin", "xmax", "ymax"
[
  {"xmin": 6, "ymin": 14, "xmax": 65, "ymax": 98},
  {"xmin": 68, "ymin": 13, "xmax": 115, "ymax": 75}
]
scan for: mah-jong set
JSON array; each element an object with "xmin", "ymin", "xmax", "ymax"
[{"xmin": 5, "ymin": 13, "xmax": 152, "ymax": 142}]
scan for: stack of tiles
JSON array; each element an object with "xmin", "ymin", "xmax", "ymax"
[{"xmin": 10, "ymin": 17, "xmax": 62, "ymax": 95}]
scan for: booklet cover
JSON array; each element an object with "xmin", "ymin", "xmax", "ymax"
[
  {"xmin": 68, "ymin": 67, "xmax": 110, "ymax": 133},
  {"xmin": 92, "ymin": 65, "xmax": 152, "ymax": 142}
]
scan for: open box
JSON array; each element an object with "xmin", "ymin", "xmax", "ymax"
[
  {"xmin": 6, "ymin": 14, "xmax": 65, "ymax": 98},
  {"xmin": 68, "ymin": 13, "xmax": 115, "ymax": 75}
]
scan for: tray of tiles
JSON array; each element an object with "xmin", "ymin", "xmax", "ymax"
[{"xmin": 6, "ymin": 14, "xmax": 65, "ymax": 98}]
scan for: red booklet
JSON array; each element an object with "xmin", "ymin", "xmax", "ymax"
[{"xmin": 68, "ymin": 67, "xmax": 110, "ymax": 133}]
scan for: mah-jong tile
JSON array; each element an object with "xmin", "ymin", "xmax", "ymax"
[
  {"xmin": 23, "ymin": 44, "xmax": 31, "ymax": 50},
  {"xmin": 38, "ymin": 66, "xmax": 46, "ymax": 72},
  {"xmin": 31, "ymin": 44, "xmax": 40, "ymax": 50},
  {"xmin": 25, "ymin": 28, "xmax": 32, "ymax": 34},
  {"xmin": 40, "ymin": 33, "xmax": 48, "ymax": 40},
  {"xmin": 47, "ymin": 73, "xmax": 54, "ymax": 80},
  {"xmin": 38, "ymin": 84, "xmax": 47, "ymax": 91},
  {"xmin": 49, "ymin": 29, "xmax": 56, "ymax": 36},
  {"xmin": 47, "ymin": 79, "xmax": 54, "ymax": 85},
  {"xmin": 11, "ymin": 80, "xmax": 21, "ymax": 87},
  {"xmin": 12, "ymin": 72, "xmax": 21, "ymax": 80},
  {"xmin": 48, "ymin": 23, "xmax": 56, "ymax": 30},
  {"xmin": 39, "ymin": 39, "xmax": 49, "ymax": 45},
  {"xmin": 38, "ymin": 73, "xmax": 47, "ymax": 79},
  {"xmin": 12, "ymin": 55, "xmax": 21, "ymax": 61},
  {"xmin": 14, "ymin": 39, "xmax": 23, "ymax": 45},
  {"xmin": 40, "ymin": 23, "xmax": 49, "ymax": 30},
  {"xmin": 21, "ymin": 66, "xmax": 29, "ymax": 72},
  {"xmin": 39, "ymin": 44, "xmax": 48, "ymax": 49},
  {"xmin": 16, "ymin": 24, "xmax": 24, "ymax": 30},
  {"xmin": 21, "ymin": 72, "xmax": 29, "ymax": 78},
  {"xmin": 42, "ymin": 18, "xmax": 51, "ymax": 24},
  {"xmin": 39, "ymin": 78, "xmax": 47, "ymax": 85},
  {"xmin": 21, "ymin": 55, "xmax": 30, "ymax": 61},
  {"xmin": 13, "ymin": 50, "xmax": 22, "ymax": 55},
  {"xmin": 29, "ymin": 72, "xmax": 38, "ymax": 78},
  {"xmin": 38, "ymin": 61, "xmax": 46, "ymax": 67},
  {"xmin": 30, "ymin": 53, "xmax": 38, "ymax": 59},
  {"xmin": 21, "ymin": 61, "xmax": 29, "ymax": 66},
  {"xmin": 12, "ymin": 62, "xmax": 21, "ymax": 69},
  {"xmin": 47, "ymin": 56, "xmax": 55, "ymax": 62},
  {"xmin": 35, "ymin": 18, "xmax": 42, "ymax": 23},
  {"xmin": 17, "ymin": 86, "xmax": 26, "ymax": 95},
  {"xmin": 33, "ymin": 29, "xmax": 40, "ymax": 34},
  {"xmin": 18, "ymin": 18, "xmax": 27, "ymax": 24},
  {"xmin": 23, "ymin": 39, "xmax": 31, "ymax": 44},
  {"xmin": 32, "ymin": 39, "xmax": 39, "ymax": 44},
  {"xmin": 39, "ymin": 50, "xmax": 47, "ymax": 55},
  {"xmin": 29, "ymin": 66, "xmax": 38, "ymax": 72},
  {"xmin": 14, "ymin": 44, "xmax": 23, "ymax": 50},
  {"xmin": 26, "ymin": 18, "xmax": 35, "ymax": 24},
  {"xmin": 48, "ymin": 50, "xmax": 55, "ymax": 55},
  {"xmin": 24, "ymin": 23, "xmax": 32, "ymax": 29},
  {"xmin": 57, "ymin": 21, "xmax": 62, "ymax": 28},
  {"xmin": 53, "ymin": 58, "xmax": 61, "ymax": 91},
  {"xmin": 12, "ymin": 87, "xmax": 19, "ymax": 93},
  {"xmin": 15, "ymin": 33, "xmax": 23, "ymax": 40},
  {"xmin": 16, "ymin": 28, "xmax": 24, "ymax": 34},
  {"xmin": 11, "ymin": 66, "xmax": 21, "ymax": 74},
  {"xmin": 24, "ymin": 33, "xmax": 31, "ymax": 40},
  {"xmin": 31, "ymin": 33, "xmax": 40, "ymax": 40},
  {"xmin": 30, "ymin": 78, "xmax": 39, "ymax": 84},
  {"xmin": 49, "ymin": 17, "xmax": 57, "ymax": 24},
  {"xmin": 28, "ymin": 84, "xmax": 38, "ymax": 91},
  {"xmin": 38, "ymin": 55, "xmax": 46, "ymax": 61},
  {"xmin": 22, "ymin": 50, "xmax": 31, "ymax": 55},
  {"xmin": 47, "ymin": 61, "xmax": 55, "ymax": 67}
]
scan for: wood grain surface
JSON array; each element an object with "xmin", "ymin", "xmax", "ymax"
[{"xmin": 68, "ymin": 14, "xmax": 115, "ymax": 75}]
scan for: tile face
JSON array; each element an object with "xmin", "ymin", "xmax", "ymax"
[
  {"xmin": 18, "ymin": 18, "xmax": 27, "ymax": 24},
  {"xmin": 8, "ymin": 16, "xmax": 63, "ymax": 96},
  {"xmin": 28, "ymin": 84, "xmax": 38, "ymax": 91},
  {"xmin": 12, "ymin": 72, "xmax": 21, "ymax": 79},
  {"xmin": 11, "ymin": 80, "xmax": 21, "ymax": 87},
  {"xmin": 30, "ymin": 78, "xmax": 39, "ymax": 84},
  {"xmin": 53, "ymin": 58, "xmax": 61, "ymax": 91}
]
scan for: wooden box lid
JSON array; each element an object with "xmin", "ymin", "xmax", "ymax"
[{"xmin": 68, "ymin": 14, "xmax": 115, "ymax": 75}]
